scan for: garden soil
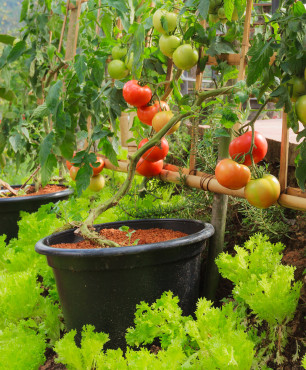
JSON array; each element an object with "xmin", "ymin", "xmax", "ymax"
[{"xmin": 0, "ymin": 185, "xmax": 67, "ymax": 198}]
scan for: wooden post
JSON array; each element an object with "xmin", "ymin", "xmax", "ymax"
[{"xmin": 279, "ymin": 110, "xmax": 289, "ymax": 191}]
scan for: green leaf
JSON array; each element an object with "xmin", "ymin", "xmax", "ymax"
[
  {"xmin": 101, "ymin": 13, "xmax": 113, "ymax": 39},
  {"xmin": 41, "ymin": 154, "xmax": 57, "ymax": 186},
  {"xmin": 40, "ymin": 132, "xmax": 55, "ymax": 166},
  {"xmin": 75, "ymin": 55, "xmax": 87, "ymax": 84},
  {"xmin": 20, "ymin": 0, "xmax": 29, "ymax": 21},
  {"xmin": 247, "ymin": 35, "xmax": 273, "ymax": 86},
  {"xmin": 46, "ymin": 81, "xmax": 63, "ymax": 114},
  {"xmin": 7, "ymin": 40, "xmax": 27, "ymax": 64},
  {"xmin": 198, "ymin": 0, "xmax": 210, "ymax": 20},
  {"xmin": 292, "ymin": 1, "xmax": 306, "ymax": 16},
  {"xmin": 0, "ymin": 35, "xmax": 16, "ymax": 46},
  {"xmin": 206, "ymin": 37, "xmax": 236, "ymax": 57},
  {"xmin": 32, "ymin": 103, "xmax": 50, "ymax": 119},
  {"xmin": 224, "ymin": 0, "xmax": 234, "ymax": 20},
  {"xmin": 0, "ymin": 88, "xmax": 16, "ymax": 102},
  {"xmin": 75, "ymin": 165, "xmax": 92, "ymax": 196},
  {"xmin": 99, "ymin": 138, "xmax": 118, "ymax": 167},
  {"xmin": 59, "ymin": 130, "xmax": 76, "ymax": 159}
]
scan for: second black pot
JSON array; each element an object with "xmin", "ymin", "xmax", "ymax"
[
  {"xmin": 35, "ymin": 218, "xmax": 214, "ymax": 349},
  {"xmin": 0, "ymin": 185, "xmax": 74, "ymax": 241}
]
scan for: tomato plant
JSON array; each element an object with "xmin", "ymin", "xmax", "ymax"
[
  {"xmin": 123, "ymin": 80, "xmax": 152, "ymax": 107},
  {"xmin": 215, "ymin": 159, "xmax": 251, "ymax": 190},
  {"xmin": 153, "ymin": 9, "xmax": 177, "ymax": 34},
  {"xmin": 138, "ymin": 138, "xmax": 169, "ymax": 162},
  {"xmin": 229, "ymin": 131, "xmax": 268, "ymax": 166},
  {"xmin": 172, "ymin": 44, "xmax": 199, "ymax": 71},
  {"xmin": 136, "ymin": 158, "xmax": 163, "ymax": 177},
  {"xmin": 159, "ymin": 35, "xmax": 181, "ymax": 58},
  {"xmin": 137, "ymin": 101, "xmax": 169, "ymax": 126},
  {"xmin": 295, "ymin": 95, "xmax": 306, "ymax": 126},
  {"xmin": 244, "ymin": 174, "xmax": 281, "ymax": 209},
  {"xmin": 152, "ymin": 111, "xmax": 180, "ymax": 135},
  {"xmin": 90, "ymin": 157, "xmax": 105, "ymax": 176},
  {"xmin": 88, "ymin": 174, "xmax": 105, "ymax": 192},
  {"xmin": 108, "ymin": 60, "xmax": 129, "ymax": 80}
]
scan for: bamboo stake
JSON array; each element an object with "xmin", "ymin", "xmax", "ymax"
[
  {"xmin": 238, "ymin": 0, "xmax": 253, "ymax": 82},
  {"xmin": 101, "ymin": 158, "xmax": 306, "ymax": 211},
  {"xmin": 65, "ymin": 0, "xmax": 82, "ymax": 61},
  {"xmin": 279, "ymin": 110, "xmax": 289, "ymax": 191}
]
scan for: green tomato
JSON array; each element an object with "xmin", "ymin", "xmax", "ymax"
[
  {"xmin": 295, "ymin": 95, "xmax": 306, "ymax": 126},
  {"xmin": 173, "ymin": 44, "xmax": 199, "ymax": 71},
  {"xmin": 89, "ymin": 174, "xmax": 105, "ymax": 192},
  {"xmin": 244, "ymin": 174, "xmax": 280, "ymax": 209},
  {"xmin": 153, "ymin": 9, "xmax": 177, "ymax": 34},
  {"xmin": 108, "ymin": 60, "xmax": 129, "ymax": 80},
  {"xmin": 112, "ymin": 45, "xmax": 127, "ymax": 60},
  {"xmin": 159, "ymin": 34, "xmax": 181, "ymax": 57},
  {"xmin": 125, "ymin": 52, "xmax": 134, "ymax": 71},
  {"xmin": 290, "ymin": 77, "xmax": 306, "ymax": 102},
  {"xmin": 218, "ymin": 7, "xmax": 227, "ymax": 19}
]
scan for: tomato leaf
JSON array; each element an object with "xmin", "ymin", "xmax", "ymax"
[
  {"xmin": 75, "ymin": 55, "xmax": 87, "ymax": 84},
  {"xmin": 0, "ymin": 87, "xmax": 16, "ymax": 102},
  {"xmin": 0, "ymin": 35, "xmax": 16, "ymax": 46},
  {"xmin": 40, "ymin": 132, "xmax": 55, "ymax": 166},
  {"xmin": 7, "ymin": 40, "xmax": 27, "ymax": 64},
  {"xmin": 46, "ymin": 81, "xmax": 63, "ymax": 115},
  {"xmin": 247, "ymin": 35, "xmax": 273, "ymax": 86},
  {"xmin": 198, "ymin": 0, "xmax": 210, "ymax": 20},
  {"xmin": 41, "ymin": 154, "xmax": 57, "ymax": 187},
  {"xmin": 224, "ymin": 0, "xmax": 234, "ymax": 21},
  {"xmin": 32, "ymin": 103, "xmax": 50, "ymax": 119},
  {"xmin": 75, "ymin": 165, "xmax": 92, "ymax": 196},
  {"xmin": 20, "ymin": 0, "xmax": 29, "ymax": 22}
]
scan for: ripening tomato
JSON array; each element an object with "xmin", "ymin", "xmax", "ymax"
[
  {"xmin": 159, "ymin": 35, "xmax": 181, "ymax": 57},
  {"xmin": 215, "ymin": 158, "xmax": 251, "ymax": 190},
  {"xmin": 152, "ymin": 110, "xmax": 180, "ymax": 135},
  {"xmin": 69, "ymin": 166, "xmax": 79, "ymax": 181},
  {"xmin": 90, "ymin": 157, "xmax": 105, "ymax": 176},
  {"xmin": 123, "ymin": 80, "xmax": 152, "ymax": 107},
  {"xmin": 295, "ymin": 95, "xmax": 306, "ymax": 126},
  {"xmin": 138, "ymin": 137, "xmax": 169, "ymax": 162},
  {"xmin": 137, "ymin": 101, "xmax": 170, "ymax": 126},
  {"xmin": 136, "ymin": 158, "xmax": 163, "ymax": 177},
  {"xmin": 290, "ymin": 77, "xmax": 306, "ymax": 102},
  {"xmin": 88, "ymin": 174, "xmax": 105, "ymax": 192},
  {"xmin": 244, "ymin": 174, "xmax": 280, "ymax": 209},
  {"xmin": 229, "ymin": 131, "xmax": 268, "ymax": 166}
]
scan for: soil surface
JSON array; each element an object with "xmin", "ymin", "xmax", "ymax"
[
  {"xmin": 51, "ymin": 228, "xmax": 188, "ymax": 249},
  {"xmin": 0, "ymin": 185, "xmax": 67, "ymax": 198}
]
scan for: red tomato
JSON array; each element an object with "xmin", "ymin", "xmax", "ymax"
[
  {"xmin": 90, "ymin": 157, "xmax": 105, "ymax": 176},
  {"xmin": 136, "ymin": 158, "xmax": 163, "ymax": 177},
  {"xmin": 137, "ymin": 101, "xmax": 170, "ymax": 126},
  {"xmin": 229, "ymin": 131, "xmax": 268, "ymax": 166},
  {"xmin": 215, "ymin": 158, "xmax": 251, "ymax": 190},
  {"xmin": 244, "ymin": 174, "xmax": 280, "ymax": 209},
  {"xmin": 69, "ymin": 166, "xmax": 79, "ymax": 181},
  {"xmin": 66, "ymin": 160, "xmax": 73, "ymax": 170},
  {"xmin": 138, "ymin": 138, "xmax": 169, "ymax": 162},
  {"xmin": 123, "ymin": 80, "xmax": 152, "ymax": 107}
]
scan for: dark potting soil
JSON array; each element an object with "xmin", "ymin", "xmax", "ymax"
[
  {"xmin": 0, "ymin": 185, "xmax": 67, "ymax": 198},
  {"xmin": 51, "ymin": 227, "xmax": 188, "ymax": 249}
]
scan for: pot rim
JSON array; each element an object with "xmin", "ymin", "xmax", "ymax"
[
  {"xmin": 35, "ymin": 218, "xmax": 215, "ymax": 257},
  {"xmin": 0, "ymin": 184, "xmax": 74, "ymax": 203}
]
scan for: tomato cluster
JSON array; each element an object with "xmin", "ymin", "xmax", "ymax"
[
  {"xmin": 153, "ymin": 9, "xmax": 198, "ymax": 71},
  {"xmin": 108, "ymin": 45, "xmax": 132, "ymax": 80},
  {"xmin": 208, "ymin": 0, "xmax": 239, "ymax": 24},
  {"xmin": 67, "ymin": 154, "xmax": 106, "ymax": 192}
]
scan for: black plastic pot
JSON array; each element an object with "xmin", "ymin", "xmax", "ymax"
[
  {"xmin": 0, "ymin": 185, "xmax": 74, "ymax": 241},
  {"xmin": 35, "ymin": 219, "xmax": 214, "ymax": 349}
]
